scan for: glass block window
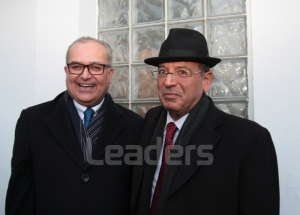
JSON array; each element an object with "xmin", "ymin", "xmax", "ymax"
[{"xmin": 98, "ymin": 0, "xmax": 248, "ymax": 118}]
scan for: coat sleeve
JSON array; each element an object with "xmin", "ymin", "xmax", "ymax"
[
  {"xmin": 6, "ymin": 110, "xmax": 36, "ymax": 215},
  {"xmin": 238, "ymin": 127, "xmax": 279, "ymax": 215}
]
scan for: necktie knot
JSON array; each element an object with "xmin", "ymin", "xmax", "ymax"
[
  {"xmin": 165, "ymin": 122, "xmax": 177, "ymax": 143},
  {"xmin": 84, "ymin": 108, "xmax": 94, "ymax": 128}
]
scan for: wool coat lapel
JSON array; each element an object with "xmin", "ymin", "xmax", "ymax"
[
  {"xmin": 132, "ymin": 106, "xmax": 165, "ymax": 215},
  {"xmin": 136, "ymin": 107, "xmax": 167, "ymax": 215},
  {"xmin": 167, "ymin": 102, "xmax": 222, "ymax": 198},
  {"xmin": 45, "ymin": 93, "xmax": 85, "ymax": 169},
  {"xmin": 134, "ymin": 98, "xmax": 222, "ymax": 211},
  {"xmin": 84, "ymin": 96, "xmax": 125, "ymax": 170}
]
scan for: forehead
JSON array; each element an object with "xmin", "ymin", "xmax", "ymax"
[
  {"xmin": 158, "ymin": 61, "xmax": 200, "ymax": 69},
  {"xmin": 68, "ymin": 41, "xmax": 108, "ymax": 63}
]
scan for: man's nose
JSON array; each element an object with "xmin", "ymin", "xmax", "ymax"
[
  {"xmin": 80, "ymin": 67, "xmax": 92, "ymax": 79},
  {"xmin": 163, "ymin": 72, "xmax": 177, "ymax": 87}
]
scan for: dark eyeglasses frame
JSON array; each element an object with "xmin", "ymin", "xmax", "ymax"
[
  {"xmin": 151, "ymin": 70, "xmax": 204, "ymax": 79},
  {"xmin": 67, "ymin": 63, "xmax": 111, "ymax": 75}
]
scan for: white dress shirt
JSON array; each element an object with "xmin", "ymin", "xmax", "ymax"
[
  {"xmin": 150, "ymin": 112, "xmax": 189, "ymax": 204},
  {"xmin": 73, "ymin": 98, "xmax": 104, "ymax": 121}
]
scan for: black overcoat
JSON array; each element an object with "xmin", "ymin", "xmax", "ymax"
[
  {"xmin": 132, "ymin": 97, "xmax": 279, "ymax": 215},
  {"xmin": 6, "ymin": 92, "xmax": 144, "ymax": 215}
]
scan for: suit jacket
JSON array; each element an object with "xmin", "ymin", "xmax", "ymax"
[
  {"xmin": 132, "ymin": 97, "xmax": 279, "ymax": 215},
  {"xmin": 6, "ymin": 92, "xmax": 144, "ymax": 215}
]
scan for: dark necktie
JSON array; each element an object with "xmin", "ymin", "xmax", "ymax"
[
  {"xmin": 84, "ymin": 108, "xmax": 94, "ymax": 128},
  {"xmin": 82, "ymin": 107, "xmax": 95, "ymax": 162},
  {"xmin": 150, "ymin": 122, "xmax": 178, "ymax": 215}
]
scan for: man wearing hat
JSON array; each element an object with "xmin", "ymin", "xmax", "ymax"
[{"xmin": 131, "ymin": 28, "xmax": 279, "ymax": 215}]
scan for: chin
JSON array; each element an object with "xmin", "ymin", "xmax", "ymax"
[
  {"xmin": 75, "ymin": 97, "xmax": 94, "ymax": 105},
  {"xmin": 161, "ymin": 102, "xmax": 178, "ymax": 112}
]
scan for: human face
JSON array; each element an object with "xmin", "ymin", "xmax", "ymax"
[
  {"xmin": 64, "ymin": 41, "xmax": 114, "ymax": 107},
  {"xmin": 157, "ymin": 61, "xmax": 213, "ymax": 120}
]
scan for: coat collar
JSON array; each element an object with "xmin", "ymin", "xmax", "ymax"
[
  {"xmin": 134, "ymin": 97, "xmax": 222, "ymax": 206},
  {"xmin": 167, "ymin": 97, "xmax": 222, "ymax": 197},
  {"xmin": 85, "ymin": 95, "xmax": 124, "ymax": 170},
  {"xmin": 45, "ymin": 92, "xmax": 85, "ymax": 169},
  {"xmin": 44, "ymin": 92, "xmax": 124, "ymax": 170},
  {"xmin": 132, "ymin": 105, "xmax": 165, "ymax": 215}
]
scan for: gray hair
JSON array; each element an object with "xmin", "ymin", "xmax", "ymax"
[
  {"xmin": 65, "ymin": 36, "xmax": 113, "ymax": 66},
  {"xmin": 199, "ymin": 63, "xmax": 211, "ymax": 77}
]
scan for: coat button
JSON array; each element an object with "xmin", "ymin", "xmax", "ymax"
[{"xmin": 82, "ymin": 174, "xmax": 89, "ymax": 182}]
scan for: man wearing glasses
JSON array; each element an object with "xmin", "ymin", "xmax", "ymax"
[
  {"xmin": 6, "ymin": 37, "xmax": 143, "ymax": 214},
  {"xmin": 132, "ymin": 28, "xmax": 279, "ymax": 215}
]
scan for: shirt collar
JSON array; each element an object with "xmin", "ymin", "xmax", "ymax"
[
  {"xmin": 73, "ymin": 98, "xmax": 104, "ymax": 120},
  {"xmin": 165, "ymin": 112, "xmax": 189, "ymax": 131}
]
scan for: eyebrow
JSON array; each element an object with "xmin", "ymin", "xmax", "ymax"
[{"xmin": 176, "ymin": 66, "xmax": 191, "ymax": 70}]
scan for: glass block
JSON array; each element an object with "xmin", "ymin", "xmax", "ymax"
[
  {"xmin": 132, "ymin": 103, "xmax": 159, "ymax": 118},
  {"xmin": 109, "ymin": 66, "xmax": 129, "ymax": 100},
  {"xmin": 208, "ymin": 18, "xmax": 246, "ymax": 57},
  {"xmin": 169, "ymin": 0, "xmax": 203, "ymax": 20},
  {"xmin": 214, "ymin": 101, "xmax": 248, "ymax": 118},
  {"xmin": 132, "ymin": 65, "xmax": 159, "ymax": 100},
  {"xmin": 132, "ymin": 26, "xmax": 164, "ymax": 62},
  {"xmin": 168, "ymin": 21, "xmax": 204, "ymax": 34},
  {"xmin": 209, "ymin": 59, "xmax": 247, "ymax": 97},
  {"xmin": 99, "ymin": 30, "xmax": 129, "ymax": 64},
  {"xmin": 208, "ymin": 0, "xmax": 246, "ymax": 16},
  {"xmin": 132, "ymin": 0, "xmax": 164, "ymax": 24},
  {"xmin": 98, "ymin": 0, "xmax": 129, "ymax": 28}
]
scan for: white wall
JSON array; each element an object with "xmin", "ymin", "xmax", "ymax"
[
  {"xmin": 251, "ymin": 0, "xmax": 300, "ymax": 214},
  {"xmin": 0, "ymin": 0, "xmax": 299, "ymax": 214},
  {"xmin": 0, "ymin": 0, "xmax": 36, "ymax": 214},
  {"xmin": 34, "ymin": 0, "xmax": 79, "ymax": 104}
]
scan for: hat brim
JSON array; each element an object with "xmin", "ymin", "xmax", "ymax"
[{"xmin": 144, "ymin": 56, "xmax": 221, "ymax": 68}]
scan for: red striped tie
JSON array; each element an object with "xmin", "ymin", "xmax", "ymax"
[{"xmin": 150, "ymin": 122, "xmax": 178, "ymax": 215}]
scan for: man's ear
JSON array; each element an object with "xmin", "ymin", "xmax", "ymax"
[
  {"xmin": 203, "ymin": 71, "xmax": 213, "ymax": 92},
  {"xmin": 108, "ymin": 68, "xmax": 114, "ymax": 84},
  {"xmin": 64, "ymin": 66, "xmax": 68, "ymax": 75}
]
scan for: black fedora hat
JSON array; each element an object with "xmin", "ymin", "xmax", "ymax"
[{"xmin": 144, "ymin": 28, "xmax": 221, "ymax": 68}]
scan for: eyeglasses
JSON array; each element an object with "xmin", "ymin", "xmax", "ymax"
[
  {"xmin": 151, "ymin": 68, "xmax": 203, "ymax": 79},
  {"xmin": 67, "ymin": 63, "xmax": 111, "ymax": 75}
]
